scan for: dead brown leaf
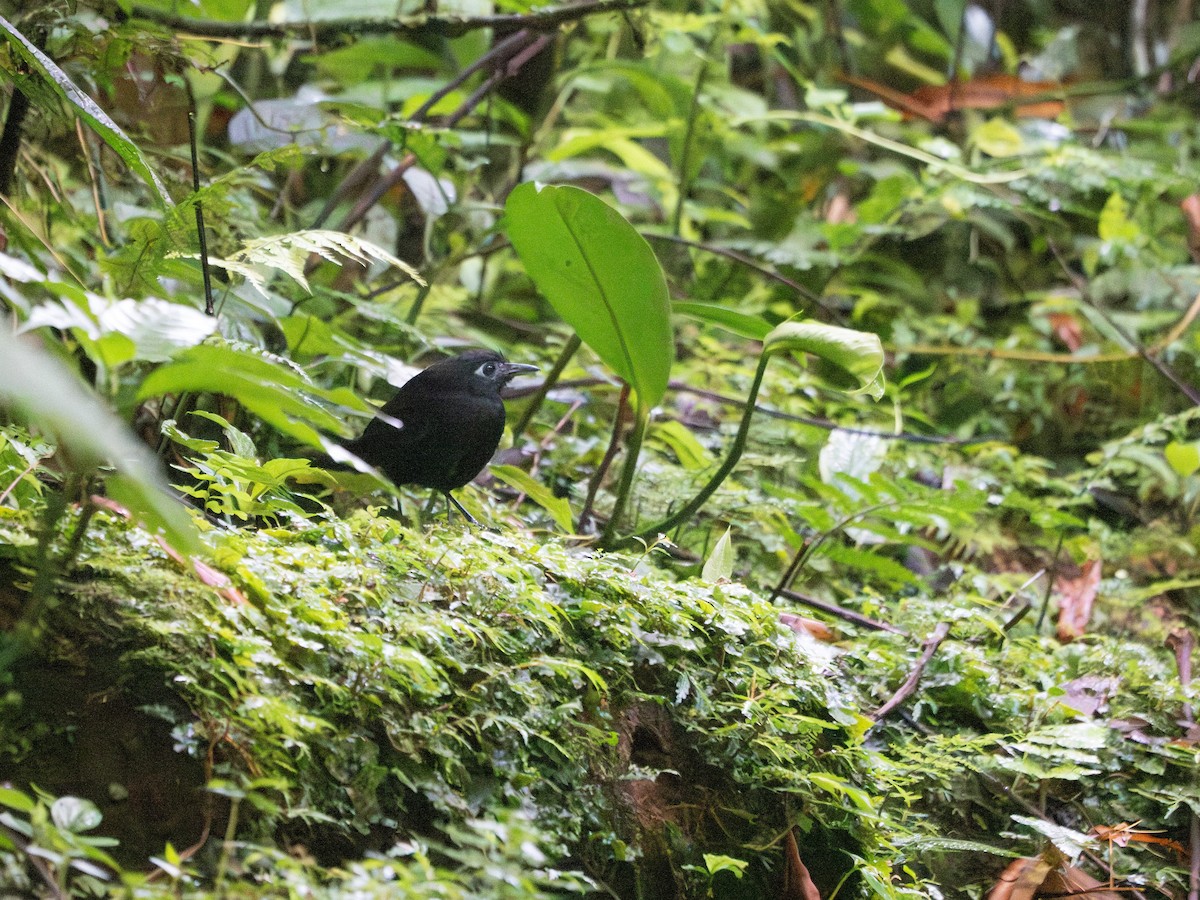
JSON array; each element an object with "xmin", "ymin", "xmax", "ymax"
[
  {"xmin": 1089, "ymin": 822, "xmax": 1187, "ymax": 860},
  {"xmin": 1055, "ymin": 558, "xmax": 1101, "ymax": 642},
  {"xmin": 838, "ymin": 73, "xmax": 1065, "ymax": 123},
  {"xmin": 778, "ymin": 612, "xmax": 836, "ymax": 642},
  {"xmin": 988, "ymin": 851, "xmax": 1129, "ymax": 900},
  {"xmin": 781, "ymin": 829, "xmax": 822, "ymax": 900}
]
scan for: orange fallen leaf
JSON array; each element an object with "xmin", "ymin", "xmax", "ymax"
[
  {"xmin": 1089, "ymin": 822, "xmax": 1187, "ymax": 859},
  {"xmin": 839, "ymin": 72, "xmax": 1065, "ymax": 124},
  {"xmin": 988, "ymin": 854, "xmax": 1055, "ymax": 900}
]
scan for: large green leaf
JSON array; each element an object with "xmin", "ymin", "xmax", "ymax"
[
  {"xmin": 763, "ymin": 321, "xmax": 885, "ymax": 400},
  {"xmin": 0, "ymin": 15, "xmax": 173, "ymax": 208},
  {"xmin": 504, "ymin": 182, "xmax": 672, "ymax": 408},
  {"xmin": 137, "ymin": 342, "xmax": 368, "ymax": 445},
  {"xmin": 0, "ymin": 330, "xmax": 200, "ymax": 554}
]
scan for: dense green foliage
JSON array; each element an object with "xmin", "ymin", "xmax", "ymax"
[{"xmin": 2, "ymin": 0, "xmax": 1200, "ymax": 896}]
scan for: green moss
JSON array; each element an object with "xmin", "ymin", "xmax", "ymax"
[{"xmin": 0, "ymin": 508, "xmax": 873, "ymax": 897}]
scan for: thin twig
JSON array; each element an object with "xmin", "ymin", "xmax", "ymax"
[
  {"xmin": 1169, "ymin": 628, "xmax": 1195, "ymax": 725},
  {"xmin": 578, "ymin": 383, "xmax": 631, "ymax": 534},
  {"xmin": 1035, "ymin": 532, "xmax": 1065, "ymax": 632},
  {"xmin": 512, "ymin": 334, "xmax": 582, "ymax": 439},
  {"xmin": 670, "ymin": 35, "xmax": 712, "ymax": 236},
  {"xmin": 309, "ymin": 140, "xmax": 391, "ymax": 230},
  {"xmin": 312, "ymin": 30, "xmax": 539, "ymax": 230},
  {"xmin": 1049, "ymin": 241, "xmax": 1200, "ymax": 405},
  {"xmin": 412, "ymin": 28, "xmax": 536, "ymax": 122},
  {"xmin": 75, "ymin": 119, "xmax": 110, "ymax": 246},
  {"xmin": 0, "ymin": 820, "xmax": 63, "ymax": 898},
  {"xmin": 333, "ymin": 34, "xmax": 551, "ymax": 237},
  {"xmin": 769, "ymin": 500, "xmax": 906, "ymax": 603},
  {"xmin": 643, "ymin": 232, "xmax": 829, "ymax": 311},
  {"xmin": 669, "ymin": 380, "xmax": 997, "ymax": 445},
  {"xmin": 869, "ymin": 621, "xmax": 951, "ymax": 721}
]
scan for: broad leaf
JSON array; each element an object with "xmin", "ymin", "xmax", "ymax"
[
  {"xmin": 50, "ymin": 796, "xmax": 102, "ymax": 833},
  {"xmin": 505, "ymin": 182, "xmax": 672, "ymax": 408},
  {"xmin": 138, "ymin": 343, "xmax": 369, "ymax": 445},
  {"xmin": 1165, "ymin": 441, "xmax": 1200, "ymax": 477},
  {"xmin": 22, "ymin": 294, "xmax": 217, "ymax": 365}
]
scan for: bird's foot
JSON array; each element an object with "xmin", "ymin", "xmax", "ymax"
[{"xmin": 444, "ymin": 492, "xmax": 480, "ymax": 527}]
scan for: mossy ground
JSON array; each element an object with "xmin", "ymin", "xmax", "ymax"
[{"xmin": 1, "ymin": 504, "xmax": 881, "ymax": 897}]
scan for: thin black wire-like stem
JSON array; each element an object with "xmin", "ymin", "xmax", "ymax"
[
  {"xmin": 642, "ymin": 232, "xmax": 829, "ymax": 312},
  {"xmin": 1049, "ymin": 241, "xmax": 1200, "ymax": 405},
  {"xmin": 188, "ymin": 110, "xmax": 216, "ymax": 317},
  {"xmin": 512, "ymin": 333, "xmax": 582, "ymax": 440}
]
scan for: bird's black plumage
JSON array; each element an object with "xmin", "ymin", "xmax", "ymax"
[{"xmin": 337, "ymin": 349, "xmax": 537, "ymax": 519}]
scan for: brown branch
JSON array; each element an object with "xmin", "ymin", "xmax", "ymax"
[
  {"xmin": 643, "ymin": 232, "xmax": 831, "ymax": 313},
  {"xmin": 776, "ymin": 587, "xmax": 906, "ymax": 635},
  {"xmin": 0, "ymin": 83, "xmax": 31, "ymax": 196},
  {"xmin": 306, "ymin": 28, "xmax": 547, "ymax": 268},
  {"xmin": 869, "ymin": 621, "xmax": 951, "ymax": 721},
  {"xmin": 129, "ymin": 0, "xmax": 647, "ymax": 40},
  {"xmin": 314, "ymin": 31, "xmax": 538, "ymax": 232},
  {"xmin": 0, "ymin": 25, "xmax": 44, "ymax": 197},
  {"xmin": 331, "ymin": 32, "xmax": 550, "ymax": 236},
  {"xmin": 0, "ymin": 819, "xmax": 63, "ymax": 898}
]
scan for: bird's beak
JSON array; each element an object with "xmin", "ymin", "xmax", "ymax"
[{"xmin": 500, "ymin": 362, "xmax": 539, "ymax": 378}]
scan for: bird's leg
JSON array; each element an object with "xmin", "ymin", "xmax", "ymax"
[{"xmin": 444, "ymin": 491, "xmax": 479, "ymax": 526}]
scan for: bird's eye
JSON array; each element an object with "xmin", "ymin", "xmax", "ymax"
[{"xmin": 476, "ymin": 361, "xmax": 498, "ymax": 378}]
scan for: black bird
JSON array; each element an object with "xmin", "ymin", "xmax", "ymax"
[{"xmin": 334, "ymin": 349, "xmax": 537, "ymax": 522}]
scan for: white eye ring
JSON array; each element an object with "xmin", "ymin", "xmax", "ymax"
[{"xmin": 476, "ymin": 361, "xmax": 498, "ymax": 378}]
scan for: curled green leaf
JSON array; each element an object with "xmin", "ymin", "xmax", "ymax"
[{"xmin": 764, "ymin": 321, "xmax": 885, "ymax": 400}]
